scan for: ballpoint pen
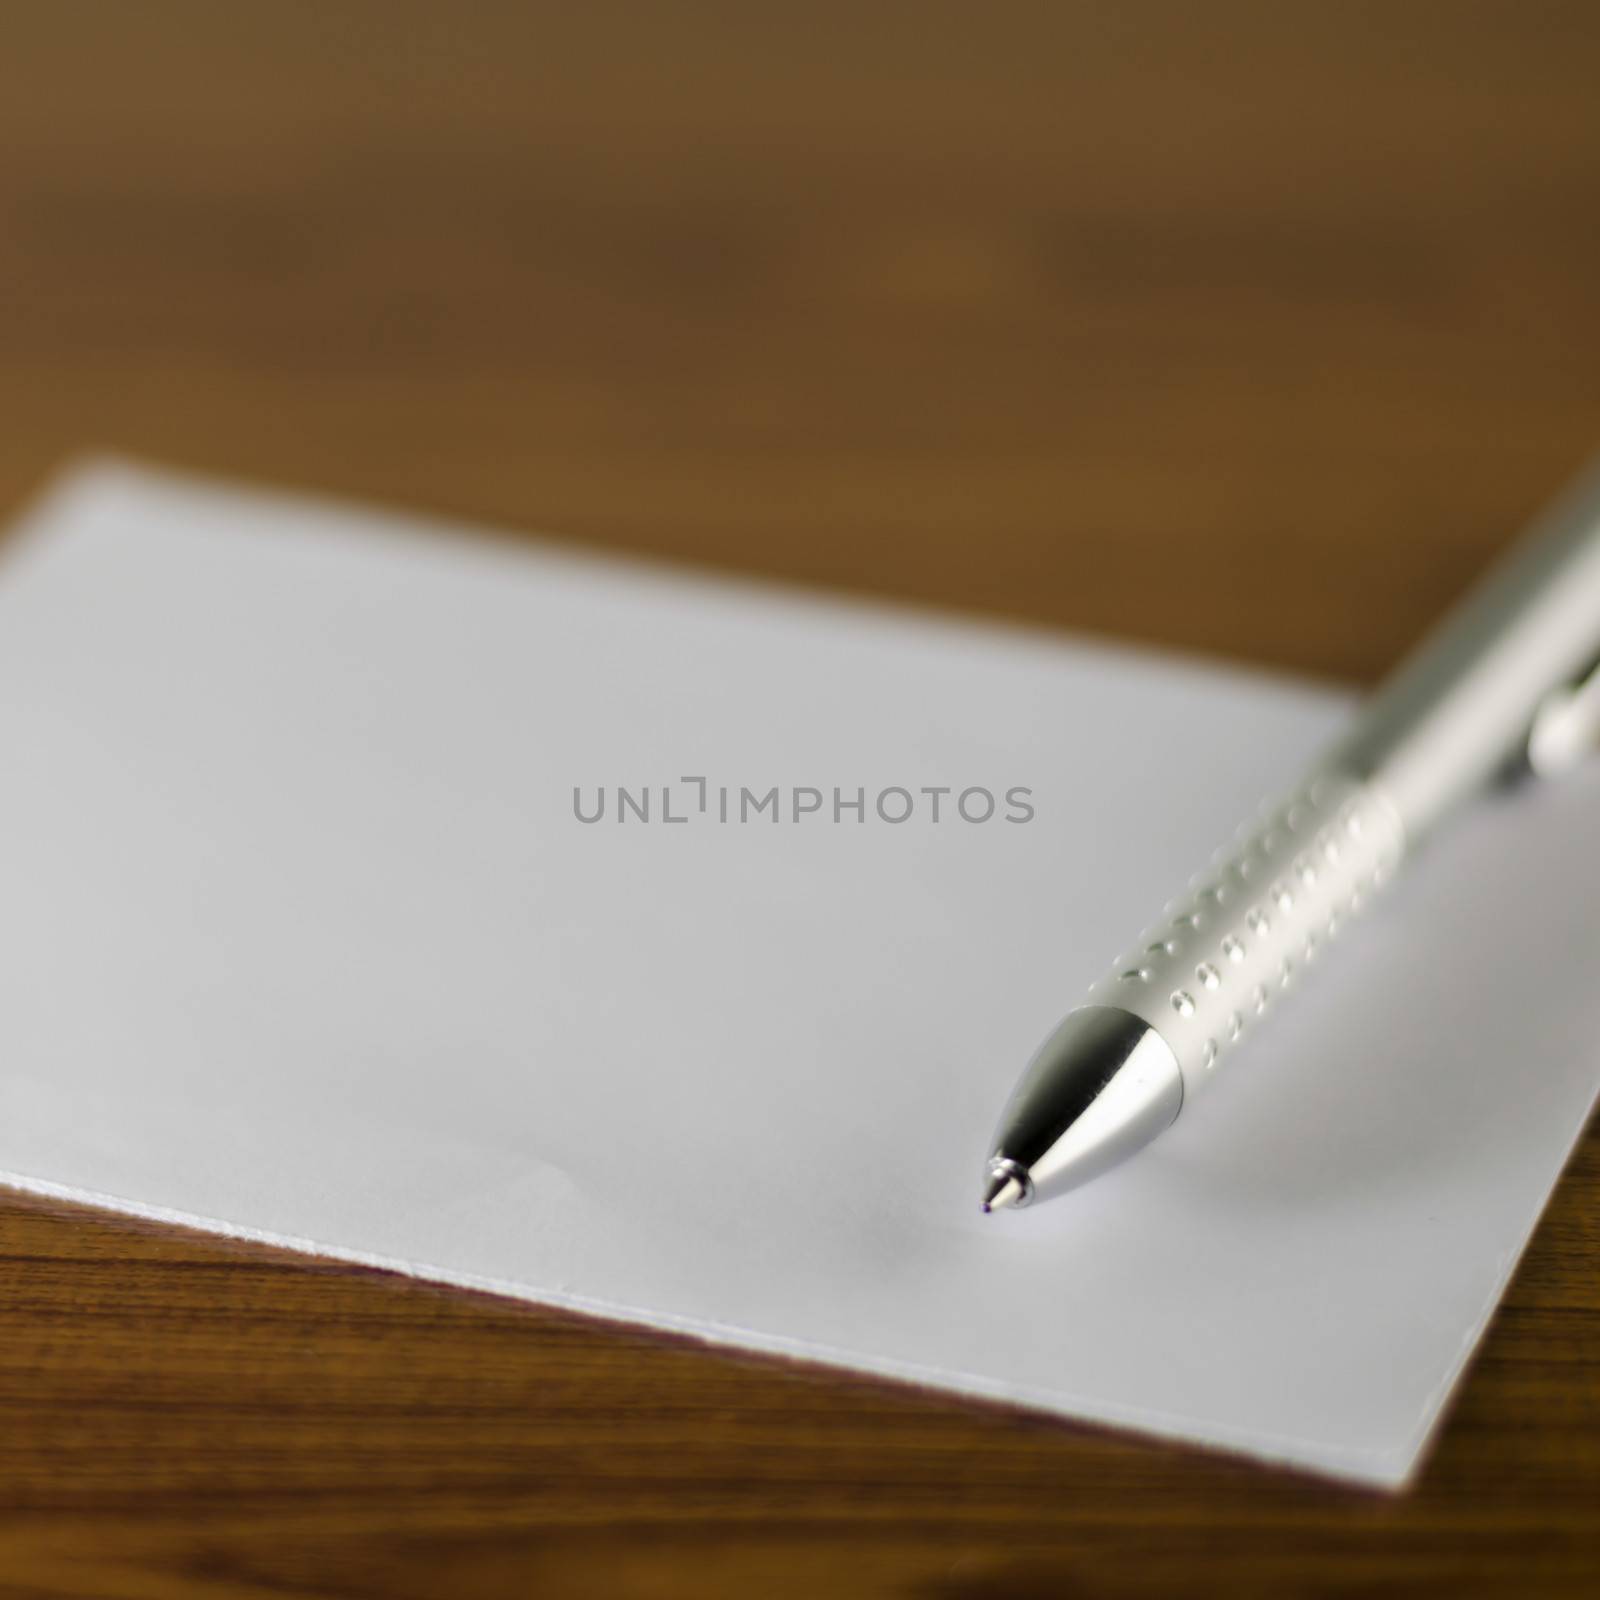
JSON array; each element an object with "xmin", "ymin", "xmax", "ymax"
[{"xmin": 982, "ymin": 460, "xmax": 1600, "ymax": 1213}]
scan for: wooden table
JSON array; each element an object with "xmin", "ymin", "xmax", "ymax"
[{"xmin": 0, "ymin": 4, "xmax": 1596, "ymax": 1595}]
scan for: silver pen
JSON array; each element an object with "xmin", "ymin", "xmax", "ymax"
[{"xmin": 983, "ymin": 460, "xmax": 1600, "ymax": 1213}]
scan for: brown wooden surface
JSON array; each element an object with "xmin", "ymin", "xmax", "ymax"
[{"xmin": 0, "ymin": 4, "xmax": 1597, "ymax": 1595}]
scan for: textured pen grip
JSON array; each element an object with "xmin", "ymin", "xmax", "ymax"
[{"xmin": 1084, "ymin": 773, "xmax": 1404, "ymax": 1094}]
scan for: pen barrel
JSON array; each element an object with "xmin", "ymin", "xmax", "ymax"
[
  {"xmin": 1328, "ymin": 461, "xmax": 1600, "ymax": 840},
  {"xmin": 1083, "ymin": 772, "xmax": 1402, "ymax": 1096}
]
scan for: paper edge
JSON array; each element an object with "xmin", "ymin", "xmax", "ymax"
[
  {"xmin": 1389, "ymin": 1077, "xmax": 1600, "ymax": 1483},
  {"xmin": 0, "ymin": 1165, "xmax": 1416, "ymax": 1490},
  {"xmin": 9, "ymin": 452, "xmax": 1360, "ymax": 716}
]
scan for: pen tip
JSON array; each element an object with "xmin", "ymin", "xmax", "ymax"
[{"xmin": 980, "ymin": 1169, "xmax": 1029, "ymax": 1214}]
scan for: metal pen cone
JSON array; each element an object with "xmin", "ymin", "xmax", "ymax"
[
  {"xmin": 986, "ymin": 1008, "xmax": 1182, "ymax": 1205},
  {"xmin": 981, "ymin": 1170, "xmax": 1029, "ymax": 1213}
]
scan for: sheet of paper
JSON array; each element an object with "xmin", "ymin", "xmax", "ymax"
[{"xmin": 0, "ymin": 461, "xmax": 1595, "ymax": 1488}]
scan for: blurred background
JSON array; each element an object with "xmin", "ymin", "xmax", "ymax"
[
  {"xmin": 5, "ymin": 1, "xmax": 1599, "ymax": 685},
  {"xmin": 0, "ymin": 3, "xmax": 1597, "ymax": 1597}
]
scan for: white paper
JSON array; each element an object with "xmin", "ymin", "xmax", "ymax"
[{"xmin": 0, "ymin": 461, "xmax": 1595, "ymax": 1488}]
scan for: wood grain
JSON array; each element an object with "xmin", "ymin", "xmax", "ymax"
[{"xmin": 0, "ymin": 3, "xmax": 1596, "ymax": 1594}]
